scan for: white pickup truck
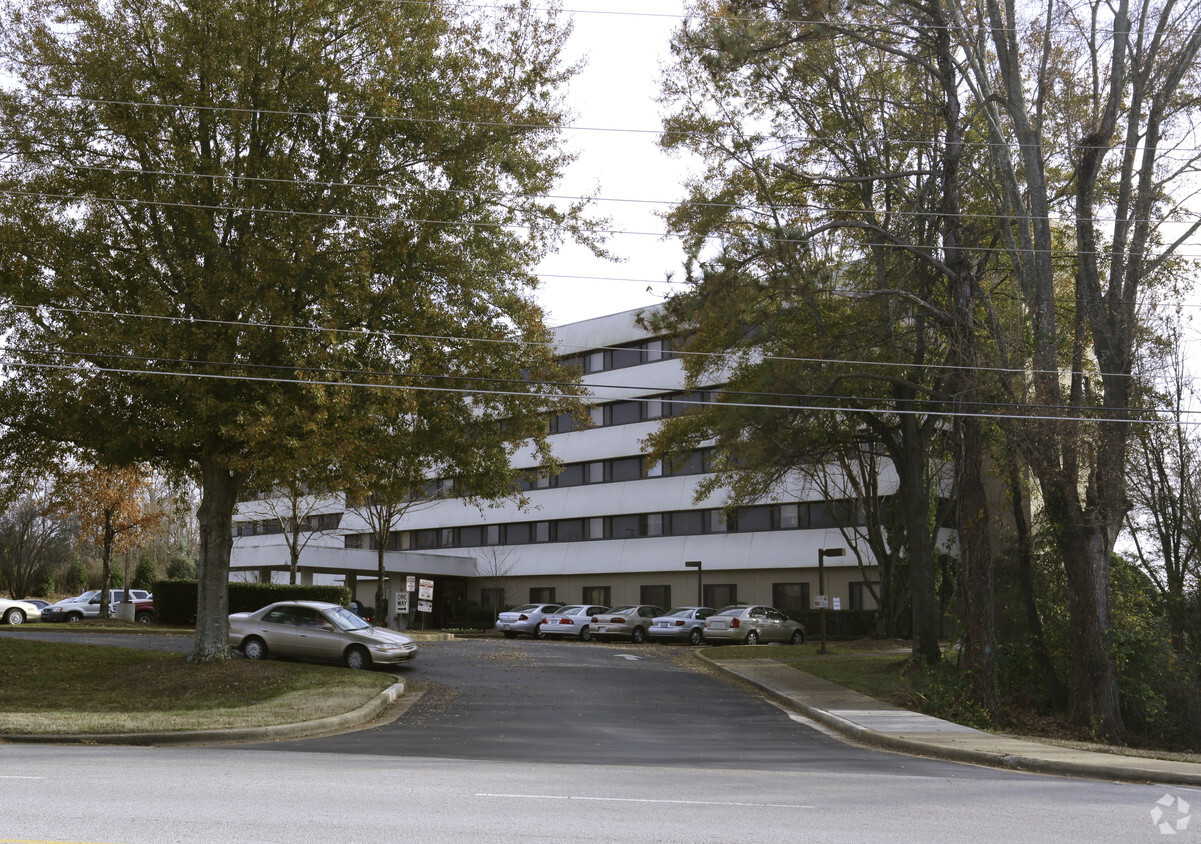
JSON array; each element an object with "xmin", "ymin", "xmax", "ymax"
[{"xmin": 40, "ymin": 589, "xmax": 152, "ymax": 623}]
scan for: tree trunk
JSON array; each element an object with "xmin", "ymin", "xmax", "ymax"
[
  {"xmin": 1043, "ymin": 485, "xmax": 1125, "ymax": 741},
  {"xmin": 1004, "ymin": 460, "xmax": 1068, "ymax": 710},
  {"xmin": 899, "ymin": 416, "xmax": 941, "ymax": 664},
  {"xmin": 99, "ymin": 511, "xmax": 115, "ymax": 618},
  {"xmin": 191, "ymin": 458, "xmax": 242, "ymax": 662},
  {"xmin": 375, "ymin": 543, "xmax": 387, "ymax": 627}
]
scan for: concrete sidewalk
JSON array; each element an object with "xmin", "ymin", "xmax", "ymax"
[{"xmin": 703, "ymin": 654, "xmax": 1201, "ymax": 787}]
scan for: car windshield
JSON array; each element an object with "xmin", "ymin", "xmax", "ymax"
[
  {"xmin": 715, "ymin": 608, "xmax": 744, "ymax": 616},
  {"xmin": 327, "ymin": 606, "xmax": 370, "ymax": 631},
  {"xmin": 510, "ymin": 604, "xmax": 538, "ymax": 612},
  {"xmin": 608, "ymin": 606, "xmax": 636, "ymax": 614},
  {"xmin": 665, "ymin": 608, "xmax": 695, "ymax": 618},
  {"xmin": 562, "ymin": 606, "xmax": 587, "ymax": 615}
]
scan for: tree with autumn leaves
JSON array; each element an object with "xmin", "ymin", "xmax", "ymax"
[{"xmin": 56, "ymin": 463, "xmax": 165, "ymax": 618}]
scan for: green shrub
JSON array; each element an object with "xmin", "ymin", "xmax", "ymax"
[{"xmin": 151, "ymin": 580, "xmax": 351, "ymax": 625}]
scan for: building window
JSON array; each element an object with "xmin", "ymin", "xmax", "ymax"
[
  {"xmin": 704, "ymin": 584, "xmax": 737, "ymax": 608},
  {"xmin": 439, "ymin": 528, "xmax": 455, "ymax": 547},
  {"xmin": 533, "ymin": 521, "xmax": 551, "ymax": 543},
  {"xmin": 849, "ymin": 582, "xmax": 878, "ymax": 610},
  {"xmin": 582, "ymin": 586, "xmax": 610, "ymax": 606},
  {"xmin": 772, "ymin": 582, "xmax": 811, "ymax": 612},
  {"xmin": 507, "ymin": 522, "xmax": 531, "ymax": 544},
  {"xmin": 530, "ymin": 587, "xmax": 556, "ymax": 604},
  {"xmin": 733, "ymin": 506, "xmax": 772, "ymax": 532},
  {"xmin": 485, "ymin": 524, "xmax": 502, "ymax": 545},
  {"xmin": 557, "ymin": 518, "xmax": 585, "ymax": 542},
  {"xmin": 344, "ymin": 534, "xmax": 363, "ymax": 549},
  {"xmin": 777, "ymin": 503, "xmax": 802, "ymax": 529},
  {"xmin": 557, "ymin": 463, "xmax": 585, "ymax": 487},
  {"xmin": 706, "ymin": 510, "xmax": 728, "ymax": 533},
  {"xmin": 586, "ymin": 517, "xmax": 606, "ymax": 539},
  {"xmin": 670, "ymin": 511, "xmax": 704, "ymax": 536},
  {"xmin": 610, "ymin": 345, "xmax": 643, "ymax": 369},
  {"xmin": 641, "ymin": 513, "xmax": 664, "ymax": 537},
  {"xmin": 610, "ymin": 456, "xmax": 642, "ymax": 482},
  {"xmin": 644, "ymin": 399, "xmax": 663, "ymax": 419},
  {"xmin": 610, "ymin": 401, "xmax": 642, "ymax": 426},
  {"xmin": 586, "ymin": 350, "xmax": 606, "ymax": 373},
  {"xmin": 645, "ymin": 458, "xmax": 663, "ymax": 478},
  {"xmin": 641, "ymin": 585, "xmax": 670, "ymax": 608},
  {"xmin": 585, "ymin": 461, "xmax": 606, "ymax": 483},
  {"xmin": 589, "ymin": 405, "xmax": 605, "ymax": 426},
  {"xmin": 480, "ymin": 588, "xmax": 505, "ymax": 607},
  {"xmin": 611, "ymin": 514, "xmax": 640, "ymax": 539},
  {"xmin": 459, "ymin": 525, "xmax": 482, "ymax": 547}
]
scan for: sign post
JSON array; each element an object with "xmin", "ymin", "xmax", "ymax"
[
  {"xmin": 685, "ymin": 560, "xmax": 702, "ymax": 606},
  {"xmin": 817, "ymin": 548, "xmax": 845, "ymax": 655}
]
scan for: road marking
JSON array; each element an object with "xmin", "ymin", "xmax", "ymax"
[
  {"xmin": 0, "ymin": 775, "xmax": 44, "ymax": 780},
  {"xmin": 616, "ymin": 654, "xmax": 640, "ymax": 661},
  {"xmin": 477, "ymin": 793, "xmax": 814, "ymax": 809}
]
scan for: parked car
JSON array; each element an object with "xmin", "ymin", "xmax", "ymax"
[
  {"xmin": 41, "ymin": 589, "xmax": 152, "ymax": 623},
  {"xmin": 1, "ymin": 597, "xmax": 42, "ymax": 625},
  {"xmin": 649, "ymin": 606, "xmax": 717, "ymax": 645},
  {"xmin": 588, "ymin": 604, "xmax": 665, "ymax": 643},
  {"xmin": 229, "ymin": 600, "xmax": 418, "ymax": 669},
  {"xmin": 539, "ymin": 605, "xmax": 609, "ymax": 641},
  {"xmin": 703, "ymin": 605, "xmax": 806, "ymax": 645},
  {"xmin": 495, "ymin": 603, "xmax": 563, "ymax": 639}
]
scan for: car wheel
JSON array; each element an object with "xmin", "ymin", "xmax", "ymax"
[
  {"xmin": 242, "ymin": 637, "xmax": 267, "ymax": 660},
  {"xmin": 65, "ymin": 611, "xmax": 83, "ymax": 623},
  {"xmin": 579, "ymin": 625, "xmax": 592, "ymax": 642},
  {"xmin": 790, "ymin": 629, "xmax": 805, "ymax": 645},
  {"xmin": 3, "ymin": 608, "xmax": 25, "ymax": 625},
  {"xmin": 630, "ymin": 626, "xmax": 646, "ymax": 644},
  {"xmin": 535, "ymin": 628, "xmax": 547, "ymax": 640},
  {"xmin": 345, "ymin": 645, "xmax": 371, "ymax": 670},
  {"xmin": 745, "ymin": 630, "xmax": 760, "ymax": 645},
  {"xmin": 503, "ymin": 630, "xmax": 517, "ymax": 639},
  {"xmin": 136, "ymin": 611, "xmax": 153, "ymax": 624},
  {"xmin": 688, "ymin": 627, "xmax": 703, "ymax": 646}
]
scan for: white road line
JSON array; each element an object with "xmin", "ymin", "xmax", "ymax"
[
  {"xmin": 476, "ymin": 793, "xmax": 814, "ymax": 809},
  {"xmin": 0, "ymin": 775, "xmax": 44, "ymax": 780}
]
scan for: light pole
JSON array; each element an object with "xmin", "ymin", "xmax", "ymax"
[
  {"xmin": 817, "ymin": 547, "xmax": 845, "ymax": 654},
  {"xmin": 685, "ymin": 560, "xmax": 702, "ymax": 606}
]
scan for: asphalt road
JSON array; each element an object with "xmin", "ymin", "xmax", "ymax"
[
  {"xmin": 253, "ymin": 637, "xmax": 996, "ymax": 777},
  {"xmin": 4, "ymin": 632, "xmax": 1197, "ymax": 841}
]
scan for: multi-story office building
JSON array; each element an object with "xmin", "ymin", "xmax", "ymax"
[{"xmin": 230, "ymin": 306, "xmax": 881, "ymax": 626}]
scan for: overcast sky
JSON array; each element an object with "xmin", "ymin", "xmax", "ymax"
[{"xmin": 534, "ymin": 1, "xmax": 691, "ymax": 327}]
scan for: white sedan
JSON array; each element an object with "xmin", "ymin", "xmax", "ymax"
[
  {"xmin": 1, "ymin": 598, "xmax": 42, "ymax": 625},
  {"xmin": 538, "ymin": 605, "xmax": 610, "ymax": 641}
]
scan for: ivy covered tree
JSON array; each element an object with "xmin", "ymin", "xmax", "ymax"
[{"xmin": 0, "ymin": 0, "xmax": 590, "ymax": 660}]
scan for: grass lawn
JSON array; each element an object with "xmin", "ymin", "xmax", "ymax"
[{"xmin": 0, "ymin": 635, "xmax": 393, "ymax": 734}]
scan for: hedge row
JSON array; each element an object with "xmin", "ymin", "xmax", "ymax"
[
  {"xmin": 782, "ymin": 608, "xmax": 878, "ymax": 640},
  {"xmin": 152, "ymin": 580, "xmax": 350, "ymax": 626}
]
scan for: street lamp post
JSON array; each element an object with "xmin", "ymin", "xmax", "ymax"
[
  {"xmin": 685, "ymin": 560, "xmax": 702, "ymax": 606},
  {"xmin": 817, "ymin": 548, "xmax": 845, "ymax": 654}
]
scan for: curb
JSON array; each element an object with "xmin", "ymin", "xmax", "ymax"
[
  {"xmin": 697, "ymin": 651, "xmax": 1201, "ymax": 787},
  {"xmin": 0, "ymin": 680, "xmax": 406, "ymax": 747}
]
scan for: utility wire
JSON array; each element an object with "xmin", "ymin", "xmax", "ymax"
[
  {"xmin": 3, "ymin": 189, "xmax": 1197, "ymax": 259},
  {"xmin": 1, "ymin": 357, "xmax": 1182, "ymax": 426},
  {"xmin": 1, "ymin": 303, "xmax": 1188, "ymax": 387}
]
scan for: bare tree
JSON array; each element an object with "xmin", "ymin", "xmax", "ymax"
[{"xmin": 473, "ymin": 545, "xmax": 517, "ymax": 607}]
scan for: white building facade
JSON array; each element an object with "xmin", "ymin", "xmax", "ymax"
[{"xmin": 231, "ymin": 307, "xmax": 881, "ymax": 626}]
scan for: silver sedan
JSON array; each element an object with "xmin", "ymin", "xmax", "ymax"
[
  {"xmin": 588, "ymin": 604, "xmax": 665, "ymax": 643},
  {"xmin": 648, "ymin": 606, "xmax": 716, "ymax": 645},
  {"xmin": 494, "ymin": 603, "xmax": 562, "ymax": 639},
  {"xmin": 1, "ymin": 598, "xmax": 41, "ymax": 625},
  {"xmin": 229, "ymin": 600, "xmax": 418, "ymax": 669},
  {"xmin": 703, "ymin": 604, "xmax": 806, "ymax": 645},
  {"xmin": 539, "ymin": 605, "xmax": 609, "ymax": 641}
]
